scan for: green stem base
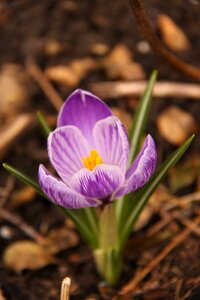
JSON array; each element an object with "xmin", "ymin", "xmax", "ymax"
[{"xmin": 93, "ymin": 248, "xmax": 122, "ymax": 285}]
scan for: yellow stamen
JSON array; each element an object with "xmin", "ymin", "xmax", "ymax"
[{"xmin": 82, "ymin": 149, "xmax": 103, "ymax": 171}]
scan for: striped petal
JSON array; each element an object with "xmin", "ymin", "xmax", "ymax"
[
  {"xmin": 48, "ymin": 126, "xmax": 90, "ymax": 183},
  {"xmin": 116, "ymin": 135, "xmax": 157, "ymax": 197},
  {"xmin": 93, "ymin": 116, "xmax": 129, "ymax": 172},
  {"xmin": 38, "ymin": 165, "xmax": 98, "ymax": 209},
  {"xmin": 57, "ymin": 89, "xmax": 112, "ymax": 146},
  {"xmin": 69, "ymin": 164, "xmax": 125, "ymax": 200}
]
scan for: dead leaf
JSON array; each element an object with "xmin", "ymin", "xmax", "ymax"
[
  {"xmin": 44, "ymin": 39, "xmax": 63, "ymax": 56},
  {"xmin": 169, "ymin": 158, "xmax": 200, "ymax": 192},
  {"xmin": 101, "ymin": 44, "xmax": 145, "ymax": 80},
  {"xmin": 157, "ymin": 14, "xmax": 191, "ymax": 52},
  {"xmin": 0, "ymin": 64, "xmax": 29, "ymax": 120},
  {"xmin": 70, "ymin": 58, "xmax": 97, "ymax": 79},
  {"xmin": 157, "ymin": 106, "xmax": 197, "ymax": 145},
  {"xmin": 3, "ymin": 240, "xmax": 55, "ymax": 272},
  {"xmin": 89, "ymin": 43, "xmax": 109, "ymax": 56},
  {"xmin": 125, "ymin": 230, "xmax": 172, "ymax": 258},
  {"xmin": 60, "ymin": 1, "xmax": 79, "ymax": 12},
  {"xmin": 45, "ymin": 65, "xmax": 78, "ymax": 87},
  {"xmin": 45, "ymin": 58, "xmax": 97, "ymax": 88},
  {"xmin": 43, "ymin": 227, "xmax": 79, "ymax": 254},
  {"xmin": 9, "ymin": 186, "xmax": 36, "ymax": 209},
  {"xmin": 0, "ymin": 289, "xmax": 6, "ymax": 300}
]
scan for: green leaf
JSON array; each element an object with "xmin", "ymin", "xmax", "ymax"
[
  {"xmin": 2, "ymin": 163, "xmax": 99, "ymax": 248},
  {"xmin": 115, "ymin": 71, "xmax": 157, "ymax": 227},
  {"xmin": 37, "ymin": 111, "xmax": 52, "ymax": 137},
  {"xmin": 3, "ymin": 163, "xmax": 45, "ymax": 197},
  {"xmin": 129, "ymin": 70, "xmax": 157, "ymax": 163},
  {"xmin": 120, "ymin": 134, "xmax": 195, "ymax": 248}
]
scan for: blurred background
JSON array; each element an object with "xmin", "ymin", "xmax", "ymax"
[{"xmin": 0, "ymin": 0, "xmax": 200, "ymax": 299}]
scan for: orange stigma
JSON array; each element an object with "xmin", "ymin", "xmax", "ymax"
[{"xmin": 82, "ymin": 149, "xmax": 103, "ymax": 171}]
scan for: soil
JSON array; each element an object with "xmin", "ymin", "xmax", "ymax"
[{"xmin": 0, "ymin": 0, "xmax": 200, "ymax": 299}]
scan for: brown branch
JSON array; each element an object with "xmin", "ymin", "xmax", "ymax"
[{"xmin": 129, "ymin": 0, "xmax": 200, "ymax": 81}]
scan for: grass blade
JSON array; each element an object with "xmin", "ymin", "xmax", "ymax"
[
  {"xmin": 37, "ymin": 111, "xmax": 52, "ymax": 137},
  {"xmin": 120, "ymin": 134, "xmax": 195, "ymax": 248},
  {"xmin": 116, "ymin": 71, "xmax": 157, "ymax": 227},
  {"xmin": 129, "ymin": 70, "xmax": 157, "ymax": 163},
  {"xmin": 2, "ymin": 163, "xmax": 99, "ymax": 248}
]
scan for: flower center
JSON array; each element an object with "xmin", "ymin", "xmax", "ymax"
[{"xmin": 82, "ymin": 149, "xmax": 103, "ymax": 171}]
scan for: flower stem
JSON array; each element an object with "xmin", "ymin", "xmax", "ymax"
[{"xmin": 93, "ymin": 204, "xmax": 122, "ymax": 285}]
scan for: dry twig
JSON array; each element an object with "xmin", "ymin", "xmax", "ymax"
[
  {"xmin": 129, "ymin": 0, "xmax": 200, "ymax": 81},
  {"xmin": 120, "ymin": 216, "xmax": 200, "ymax": 295},
  {"xmin": 90, "ymin": 81, "xmax": 200, "ymax": 99},
  {"xmin": 26, "ymin": 57, "xmax": 63, "ymax": 111},
  {"xmin": 60, "ymin": 277, "xmax": 71, "ymax": 300},
  {"xmin": 0, "ymin": 114, "xmax": 35, "ymax": 161},
  {"xmin": 0, "ymin": 208, "xmax": 45, "ymax": 244}
]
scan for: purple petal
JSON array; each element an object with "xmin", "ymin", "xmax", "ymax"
[
  {"xmin": 116, "ymin": 135, "xmax": 157, "ymax": 197},
  {"xmin": 93, "ymin": 116, "xmax": 129, "ymax": 172},
  {"xmin": 38, "ymin": 165, "xmax": 98, "ymax": 209},
  {"xmin": 57, "ymin": 89, "xmax": 112, "ymax": 146},
  {"xmin": 69, "ymin": 164, "xmax": 125, "ymax": 199},
  {"xmin": 48, "ymin": 126, "xmax": 90, "ymax": 183}
]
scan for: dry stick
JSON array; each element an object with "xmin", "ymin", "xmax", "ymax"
[
  {"xmin": 176, "ymin": 215, "xmax": 200, "ymax": 237},
  {"xmin": 60, "ymin": 277, "xmax": 71, "ymax": 300},
  {"xmin": 0, "ymin": 208, "xmax": 45, "ymax": 244},
  {"xmin": 90, "ymin": 81, "xmax": 200, "ymax": 99},
  {"xmin": 0, "ymin": 177, "xmax": 15, "ymax": 207},
  {"xmin": 146, "ymin": 213, "xmax": 172, "ymax": 237},
  {"xmin": 26, "ymin": 57, "xmax": 63, "ymax": 111},
  {"xmin": 129, "ymin": 0, "xmax": 200, "ymax": 81},
  {"xmin": 0, "ymin": 114, "xmax": 35, "ymax": 161},
  {"xmin": 120, "ymin": 216, "xmax": 200, "ymax": 295}
]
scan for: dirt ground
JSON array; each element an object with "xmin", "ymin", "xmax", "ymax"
[{"xmin": 0, "ymin": 0, "xmax": 200, "ymax": 299}]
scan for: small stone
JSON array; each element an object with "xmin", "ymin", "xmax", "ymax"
[{"xmin": 137, "ymin": 40, "xmax": 151, "ymax": 54}]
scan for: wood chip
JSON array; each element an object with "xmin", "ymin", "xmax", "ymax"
[
  {"xmin": 89, "ymin": 43, "xmax": 109, "ymax": 56},
  {"xmin": 100, "ymin": 44, "xmax": 145, "ymax": 80},
  {"xmin": 157, "ymin": 14, "xmax": 191, "ymax": 52},
  {"xmin": 44, "ymin": 39, "xmax": 63, "ymax": 56},
  {"xmin": 45, "ymin": 58, "xmax": 97, "ymax": 88},
  {"xmin": 157, "ymin": 106, "xmax": 197, "ymax": 145}
]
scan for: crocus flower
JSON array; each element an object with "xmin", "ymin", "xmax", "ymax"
[{"xmin": 38, "ymin": 89, "xmax": 157, "ymax": 209}]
